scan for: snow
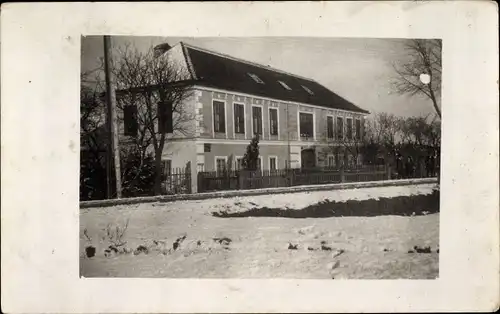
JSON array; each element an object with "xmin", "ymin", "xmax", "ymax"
[{"xmin": 80, "ymin": 183, "xmax": 439, "ymax": 279}]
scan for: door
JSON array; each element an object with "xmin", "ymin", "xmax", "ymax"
[{"xmin": 301, "ymin": 148, "xmax": 316, "ymax": 169}]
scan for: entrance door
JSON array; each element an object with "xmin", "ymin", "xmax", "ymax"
[{"xmin": 301, "ymin": 148, "xmax": 316, "ymax": 169}]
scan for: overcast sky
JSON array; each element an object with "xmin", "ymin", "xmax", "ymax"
[{"xmin": 81, "ymin": 36, "xmax": 440, "ymax": 118}]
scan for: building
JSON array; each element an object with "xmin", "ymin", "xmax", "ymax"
[{"xmin": 119, "ymin": 42, "xmax": 370, "ymax": 192}]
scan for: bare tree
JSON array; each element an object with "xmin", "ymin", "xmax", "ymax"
[
  {"xmin": 112, "ymin": 44, "xmax": 195, "ymax": 195},
  {"xmin": 363, "ymin": 113, "xmax": 402, "ymax": 165},
  {"xmin": 392, "ymin": 39, "xmax": 442, "ymax": 119},
  {"xmin": 80, "ymin": 70, "xmax": 108, "ymax": 200},
  {"xmin": 319, "ymin": 119, "xmax": 368, "ymax": 169}
]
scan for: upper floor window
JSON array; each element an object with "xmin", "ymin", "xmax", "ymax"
[
  {"xmin": 355, "ymin": 119, "xmax": 362, "ymax": 141},
  {"xmin": 269, "ymin": 107, "xmax": 278, "ymax": 136},
  {"xmin": 346, "ymin": 118, "xmax": 353, "ymax": 140},
  {"xmin": 299, "ymin": 112, "xmax": 314, "ymax": 139},
  {"xmin": 278, "ymin": 81, "xmax": 292, "ymax": 90},
  {"xmin": 234, "ymin": 103, "xmax": 245, "ymax": 134},
  {"xmin": 213, "ymin": 100, "xmax": 225, "ymax": 133},
  {"xmin": 301, "ymin": 85, "xmax": 314, "ymax": 95},
  {"xmin": 336, "ymin": 117, "xmax": 344, "ymax": 140},
  {"xmin": 252, "ymin": 106, "xmax": 263, "ymax": 135},
  {"xmin": 327, "ymin": 116, "xmax": 334, "ymax": 139},
  {"xmin": 248, "ymin": 73, "xmax": 264, "ymax": 84},
  {"xmin": 123, "ymin": 105, "xmax": 138, "ymax": 137}
]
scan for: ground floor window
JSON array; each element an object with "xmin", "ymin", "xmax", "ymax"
[
  {"xmin": 327, "ymin": 154, "xmax": 335, "ymax": 168},
  {"xmin": 215, "ymin": 157, "xmax": 227, "ymax": 174},
  {"xmin": 235, "ymin": 157, "xmax": 243, "ymax": 170},
  {"xmin": 197, "ymin": 163, "xmax": 205, "ymax": 172},
  {"xmin": 269, "ymin": 156, "xmax": 278, "ymax": 171}
]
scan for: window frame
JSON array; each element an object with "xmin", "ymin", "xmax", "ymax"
[
  {"xmin": 326, "ymin": 115, "xmax": 335, "ymax": 140},
  {"xmin": 251, "ymin": 104, "xmax": 264, "ymax": 137},
  {"xmin": 298, "ymin": 110, "xmax": 315, "ymax": 140},
  {"xmin": 233, "ymin": 102, "xmax": 246, "ymax": 136},
  {"xmin": 278, "ymin": 80, "xmax": 292, "ymax": 90},
  {"xmin": 355, "ymin": 118, "xmax": 362, "ymax": 141},
  {"xmin": 336, "ymin": 116, "xmax": 344, "ymax": 141},
  {"xmin": 123, "ymin": 105, "xmax": 138, "ymax": 137},
  {"xmin": 346, "ymin": 117, "xmax": 353, "ymax": 140},
  {"xmin": 268, "ymin": 155, "xmax": 278, "ymax": 171},
  {"xmin": 268, "ymin": 106, "xmax": 279, "ymax": 137},
  {"xmin": 235, "ymin": 156, "xmax": 244, "ymax": 171},
  {"xmin": 248, "ymin": 73, "xmax": 265, "ymax": 84},
  {"xmin": 327, "ymin": 154, "xmax": 335, "ymax": 168},
  {"xmin": 301, "ymin": 85, "xmax": 314, "ymax": 95},
  {"xmin": 212, "ymin": 99, "xmax": 227, "ymax": 136},
  {"xmin": 215, "ymin": 156, "xmax": 228, "ymax": 175}
]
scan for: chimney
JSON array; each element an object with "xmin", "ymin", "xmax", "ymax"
[{"xmin": 153, "ymin": 43, "xmax": 172, "ymax": 58}]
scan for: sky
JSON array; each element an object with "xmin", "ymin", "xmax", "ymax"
[{"xmin": 81, "ymin": 36, "xmax": 441, "ymax": 118}]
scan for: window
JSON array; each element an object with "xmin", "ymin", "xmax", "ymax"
[
  {"xmin": 269, "ymin": 107, "xmax": 278, "ymax": 136},
  {"xmin": 301, "ymin": 85, "xmax": 314, "ymax": 95},
  {"xmin": 215, "ymin": 157, "xmax": 227, "ymax": 174},
  {"xmin": 248, "ymin": 73, "xmax": 264, "ymax": 84},
  {"xmin": 278, "ymin": 80, "xmax": 292, "ymax": 90},
  {"xmin": 355, "ymin": 119, "xmax": 362, "ymax": 140},
  {"xmin": 336, "ymin": 117, "xmax": 344, "ymax": 140},
  {"xmin": 299, "ymin": 112, "xmax": 314, "ymax": 139},
  {"xmin": 252, "ymin": 106, "xmax": 263, "ymax": 135},
  {"xmin": 327, "ymin": 116, "xmax": 334, "ymax": 139},
  {"xmin": 257, "ymin": 157, "xmax": 262, "ymax": 170},
  {"xmin": 157, "ymin": 101, "xmax": 173, "ymax": 134},
  {"xmin": 327, "ymin": 155, "xmax": 335, "ymax": 168},
  {"xmin": 213, "ymin": 101, "xmax": 225, "ymax": 133},
  {"xmin": 269, "ymin": 156, "xmax": 278, "ymax": 171},
  {"xmin": 234, "ymin": 103, "xmax": 245, "ymax": 134},
  {"xmin": 346, "ymin": 118, "xmax": 353, "ymax": 140},
  {"xmin": 197, "ymin": 163, "xmax": 205, "ymax": 172},
  {"xmin": 235, "ymin": 157, "xmax": 243, "ymax": 170},
  {"xmin": 123, "ymin": 105, "xmax": 138, "ymax": 136}
]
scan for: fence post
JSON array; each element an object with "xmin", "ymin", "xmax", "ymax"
[
  {"xmin": 340, "ymin": 166, "xmax": 345, "ymax": 183},
  {"xmin": 386, "ymin": 163, "xmax": 392, "ymax": 180}
]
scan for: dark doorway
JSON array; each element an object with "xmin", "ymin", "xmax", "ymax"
[{"xmin": 301, "ymin": 148, "xmax": 316, "ymax": 169}]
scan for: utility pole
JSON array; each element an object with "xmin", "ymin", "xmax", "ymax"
[
  {"xmin": 104, "ymin": 36, "xmax": 122, "ymax": 199},
  {"xmin": 286, "ymin": 102, "xmax": 291, "ymax": 169}
]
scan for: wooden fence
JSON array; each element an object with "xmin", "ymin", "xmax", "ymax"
[
  {"xmin": 161, "ymin": 166, "xmax": 192, "ymax": 195},
  {"xmin": 197, "ymin": 165, "xmax": 390, "ymax": 193}
]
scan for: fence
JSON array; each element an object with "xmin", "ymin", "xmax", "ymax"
[
  {"xmin": 197, "ymin": 164, "xmax": 391, "ymax": 193},
  {"xmin": 161, "ymin": 166, "xmax": 192, "ymax": 195}
]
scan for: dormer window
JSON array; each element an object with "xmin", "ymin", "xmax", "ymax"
[
  {"xmin": 301, "ymin": 85, "xmax": 314, "ymax": 95},
  {"xmin": 278, "ymin": 80, "xmax": 292, "ymax": 90},
  {"xmin": 248, "ymin": 73, "xmax": 264, "ymax": 84}
]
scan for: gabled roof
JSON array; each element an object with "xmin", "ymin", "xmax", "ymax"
[{"xmin": 176, "ymin": 42, "xmax": 369, "ymax": 114}]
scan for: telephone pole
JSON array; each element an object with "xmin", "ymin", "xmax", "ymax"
[{"xmin": 104, "ymin": 36, "xmax": 122, "ymax": 198}]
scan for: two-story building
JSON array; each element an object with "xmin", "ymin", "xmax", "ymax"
[{"xmin": 120, "ymin": 42, "xmax": 370, "ymax": 192}]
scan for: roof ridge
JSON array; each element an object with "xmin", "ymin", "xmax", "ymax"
[{"xmin": 181, "ymin": 42, "xmax": 316, "ymax": 83}]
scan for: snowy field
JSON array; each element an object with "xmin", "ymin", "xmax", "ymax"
[{"xmin": 80, "ymin": 183, "xmax": 439, "ymax": 279}]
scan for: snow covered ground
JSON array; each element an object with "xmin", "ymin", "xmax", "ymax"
[{"xmin": 80, "ymin": 183, "xmax": 439, "ymax": 279}]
